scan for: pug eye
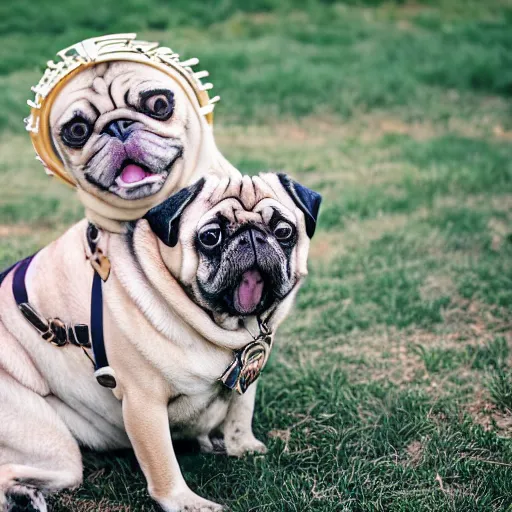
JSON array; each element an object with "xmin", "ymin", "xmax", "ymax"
[
  {"xmin": 141, "ymin": 91, "xmax": 174, "ymax": 121},
  {"xmin": 198, "ymin": 223, "xmax": 222, "ymax": 248},
  {"xmin": 61, "ymin": 116, "xmax": 92, "ymax": 148},
  {"xmin": 273, "ymin": 221, "xmax": 294, "ymax": 241}
]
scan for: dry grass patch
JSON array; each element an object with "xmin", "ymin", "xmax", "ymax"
[
  {"xmin": 308, "ymin": 230, "xmax": 348, "ymax": 263},
  {"xmin": 0, "ymin": 224, "xmax": 32, "ymax": 237},
  {"xmin": 420, "ymin": 274, "xmax": 458, "ymax": 302},
  {"xmin": 309, "ymin": 212, "xmax": 411, "ymax": 266},
  {"xmin": 467, "ymin": 391, "xmax": 512, "ymax": 438},
  {"xmin": 404, "ymin": 439, "xmax": 427, "ymax": 467}
]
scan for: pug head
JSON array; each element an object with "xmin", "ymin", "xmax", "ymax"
[
  {"xmin": 49, "ymin": 61, "xmax": 203, "ymax": 200},
  {"xmin": 144, "ymin": 174, "xmax": 321, "ymax": 324}
]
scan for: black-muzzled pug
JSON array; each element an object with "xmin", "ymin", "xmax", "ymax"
[{"xmin": 0, "ymin": 173, "xmax": 320, "ymax": 511}]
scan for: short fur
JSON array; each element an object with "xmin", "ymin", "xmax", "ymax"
[{"xmin": 0, "ymin": 173, "xmax": 320, "ymax": 511}]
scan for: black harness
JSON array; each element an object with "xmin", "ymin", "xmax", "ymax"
[
  {"xmin": 3, "ymin": 224, "xmax": 274, "ymax": 394},
  {"xmin": 8, "ymin": 239, "xmax": 116, "ymax": 388}
]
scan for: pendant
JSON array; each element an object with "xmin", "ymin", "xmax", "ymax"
[
  {"xmin": 220, "ymin": 334, "xmax": 272, "ymax": 394},
  {"xmin": 87, "ymin": 223, "xmax": 111, "ymax": 282},
  {"xmin": 90, "ymin": 250, "xmax": 111, "ymax": 282}
]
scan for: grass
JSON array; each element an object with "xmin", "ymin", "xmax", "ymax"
[{"xmin": 1, "ymin": 0, "xmax": 512, "ymax": 510}]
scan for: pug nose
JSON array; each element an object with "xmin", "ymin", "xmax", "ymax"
[
  {"xmin": 239, "ymin": 235, "xmax": 250, "ymax": 246},
  {"xmin": 250, "ymin": 229, "xmax": 267, "ymax": 246},
  {"xmin": 102, "ymin": 119, "xmax": 134, "ymax": 142}
]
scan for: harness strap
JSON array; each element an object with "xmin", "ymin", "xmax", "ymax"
[
  {"xmin": 86, "ymin": 222, "xmax": 116, "ymax": 388},
  {"xmin": 9, "ymin": 247, "xmax": 116, "ymax": 388},
  {"xmin": 12, "ymin": 255, "xmax": 34, "ymax": 305},
  {"xmin": 0, "ymin": 261, "xmax": 20, "ymax": 289},
  {"xmin": 12, "ymin": 254, "xmax": 61, "ymax": 345},
  {"xmin": 91, "ymin": 271, "xmax": 106, "ymax": 368},
  {"xmin": 90, "ymin": 270, "xmax": 116, "ymax": 388}
]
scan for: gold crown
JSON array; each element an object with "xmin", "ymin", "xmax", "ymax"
[{"xmin": 25, "ymin": 33, "xmax": 220, "ymax": 186}]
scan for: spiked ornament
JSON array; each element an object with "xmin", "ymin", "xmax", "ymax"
[{"xmin": 25, "ymin": 33, "xmax": 220, "ymax": 186}]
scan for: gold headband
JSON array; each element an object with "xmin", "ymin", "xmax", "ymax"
[{"xmin": 25, "ymin": 33, "xmax": 220, "ymax": 186}]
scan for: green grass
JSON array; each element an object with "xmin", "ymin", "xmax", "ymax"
[{"xmin": 1, "ymin": 0, "xmax": 512, "ymax": 511}]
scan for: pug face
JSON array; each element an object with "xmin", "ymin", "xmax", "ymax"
[
  {"xmin": 144, "ymin": 174, "xmax": 321, "ymax": 322},
  {"xmin": 50, "ymin": 62, "xmax": 202, "ymax": 200}
]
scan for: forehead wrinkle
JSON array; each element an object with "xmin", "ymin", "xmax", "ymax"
[
  {"xmin": 124, "ymin": 77, "xmax": 167, "ymax": 107},
  {"xmin": 65, "ymin": 64, "xmax": 105, "ymax": 98},
  {"xmin": 252, "ymin": 175, "xmax": 278, "ymax": 203},
  {"xmin": 87, "ymin": 99, "xmax": 100, "ymax": 118},
  {"xmin": 213, "ymin": 197, "xmax": 244, "ymax": 217},
  {"xmin": 224, "ymin": 176, "xmax": 244, "ymax": 202},
  {"xmin": 54, "ymin": 96, "xmax": 101, "ymax": 127},
  {"xmin": 92, "ymin": 76, "xmax": 108, "ymax": 95},
  {"xmin": 108, "ymin": 71, "xmax": 139, "ymax": 107},
  {"xmin": 254, "ymin": 198, "xmax": 296, "ymax": 225},
  {"xmin": 134, "ymin": 78, "xmax": 169, "ymax": 92},
  {"xmin": 197, "ymin": 198, "xmax": 240, "ymax": 228},
  {"xmin": 217, "ymin": 180, "xmax": 259, "ymax": 211},
  {"xmin": 52, "ymin": 76, "xmax": 115, "ymax": 125},
  {"xmin": 208, "ymin": 177, "xmax": 232, "ymax": 206},
  {"xmin": 240, "ymin": 175, "xmax": 256, "ymax": 209}
]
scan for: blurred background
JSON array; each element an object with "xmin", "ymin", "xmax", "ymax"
[{"xmin": 0, "ymin": 1, "xmax": 511, "ymax": 510}]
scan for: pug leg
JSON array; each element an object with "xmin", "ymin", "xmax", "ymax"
[
  {"xmin": 197, "ymin": 435, "xmax": 226, "ymax": 455},
  {"xmin": 0, "ymin": 372, "xmax": 83, "ymax": 504},
  {"xmin": 223, "ymin": 383, "xmax": 267, "ymax": 457},
  {"xmin": 197, "ymin": 434, "xmax": 214, "ymax": 454},
  {"xmin": 122, "ymin": 391, "xmax": 224, "ymax": 512}
]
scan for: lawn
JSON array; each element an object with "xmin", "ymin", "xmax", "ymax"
[{"xmin": 1, "ymin": 0, "xmax": 512, "ymax": 510}]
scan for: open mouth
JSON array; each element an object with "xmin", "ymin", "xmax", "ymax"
[
  {"xmin": 233, "ymin": 269, "xmax": 266, "ymax": 315},
  {"xmin": 115, "ymin": 162, "xmax": 166, "ymax": 190}
]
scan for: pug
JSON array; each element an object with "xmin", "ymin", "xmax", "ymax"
[
  {"xmin": 0, "ymin": 173, "xmax": 320, "ymax": 511},
  {"xmin": 51, "ymin": 62, "xmax": 202, "ymax": 200},
  {"xmin": 32, "ymin": 39, "xmax": 239, "ymax": 232}
]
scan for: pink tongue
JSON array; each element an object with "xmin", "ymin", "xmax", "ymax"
[
  {"xmin": 120, "ymin": 164, "xmax": 148, "ymax": 184},
  {"xmin": 236, "ymin": 270, "xmax": 264, "ymax": 313}
]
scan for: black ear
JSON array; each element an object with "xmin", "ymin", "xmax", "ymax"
[
  {"xmin": 144, "ymin": 178, "xmax": 205, "ymax": 247},
  {"xmin": 278, "ymin": 173, "xmax": 322, "ymax": 238}
]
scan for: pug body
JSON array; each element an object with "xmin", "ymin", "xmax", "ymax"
[{"xmin": 0, "ymin": 174, "xmax": 320, "ymax": 511}]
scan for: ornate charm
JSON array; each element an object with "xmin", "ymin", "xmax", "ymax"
[
  {"xmin": 221, "ymin": 334, "xmax": 272, "ymax": 395},
  {"xmin": 89, "ymin": 251, "xmax": 111, "ymax": 282},
  {"xmin": 86, "ymin": 223, "xmax": 111, "ymax": 282}
]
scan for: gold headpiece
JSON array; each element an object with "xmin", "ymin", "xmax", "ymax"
[{"xmin": 25, "ymin": 33, "xmax": 220, "ymax": 186}]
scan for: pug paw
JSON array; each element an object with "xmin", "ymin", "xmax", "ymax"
[
  {"xmin": 197, "ymin": 435, "xmax": 226, "ymax": 455},
  {"xmin": 158, "ymin": 490, "xmax": 224, "ymax": 512},
  {"xmin": 225, "ymin": 433, "xmax": 268, "ymax": 458}
]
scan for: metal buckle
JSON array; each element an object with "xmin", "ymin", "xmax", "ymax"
[
  {"xmin": 68, "ymin": 324, "xmax": 91, "ymax": 348},
  {"xmin": 48, "ymin": 318, "xmax": 68, "ymax": 347},
  {"xmin": 18, "ymin": 303, "xmax": 69, "ymax": 347}
]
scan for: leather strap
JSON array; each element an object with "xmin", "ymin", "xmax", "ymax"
[
  {"xmin": 12, "ymin": 254, "xmax": 35, "ymax": 305},
  {"xmin": 91, "ymin": 270, "xmax": 108, "ymax": 371},
  {"xmin": 8, "ymin": 249, "xmax": 115, "ymax": 387}
]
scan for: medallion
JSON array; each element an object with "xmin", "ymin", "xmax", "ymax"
[{"xmin": 221, "ymin": 334, "xmax": 272, "ymax": 394}]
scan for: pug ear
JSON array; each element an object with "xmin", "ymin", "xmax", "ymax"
[
  {"xmin": 144, "ymin": 178, "xmax": 205, "ymax": 247},
  {"xmin": 277, "ymin": 173, "xmax": 322, "ymax": 238}
]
